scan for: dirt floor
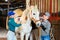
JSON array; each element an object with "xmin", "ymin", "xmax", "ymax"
[
  {"xmin": 0, "ymin": 27, "xmax": 27, "ymax": 40},
  {"xmin": 0, "ymin": 27, "xmax": 39, "ymax": 40},
  {"xmin": 0, "ymin": 21, "xmax": 60, "ymax": 40},
  {"xmin": 0, "ymin": 27, "xmax": 20, "ymax": 40}
]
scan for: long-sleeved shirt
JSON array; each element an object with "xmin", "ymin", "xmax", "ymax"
[
  {"xmin": 41, "ymin": 20, "xmax": 51, "ymax": 36},
  {"xmin": 8, "ymin": 18, "xmax": 21, "ymax": 32}
]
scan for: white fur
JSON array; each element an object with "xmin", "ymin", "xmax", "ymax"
[{"xmin": 15, "ymin": 5, "xmax": 41, "ymax": 40}]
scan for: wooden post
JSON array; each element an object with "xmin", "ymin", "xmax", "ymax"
[
  {"xmin": 48, "ymin": 0, "xmax": 50, "ymax": 12},
  {"xmin": 55, "ymin": 0, "xmax": 58, "ymax": 20},
  {"xmin": 49, "ymin": 0, "xmax": 52, "ymax": 21},
  {"xmin": 55, "ymin": 0, "xmax": 58, "ymax": 13},
  {"xmin": 6, "ymin": 0, "xmax": 10, "ymax": 29},
  {"xmin": 41, "ymin": 0, "xmax": 43, "ymax": 13}
]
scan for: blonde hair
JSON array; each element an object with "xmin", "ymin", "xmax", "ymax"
[{"xmin": 13, "ymin": 9, "xmax": 23, "ymax": 16}]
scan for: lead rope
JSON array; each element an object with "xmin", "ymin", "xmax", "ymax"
[{"xmin": 50, "ymin": 28, "xmax": 55, "ymax": 40}]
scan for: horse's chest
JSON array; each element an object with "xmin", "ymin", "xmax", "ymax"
[
  {"xmin": 22, "ymin": 19, "xmax": 31, "ymax": 28},
  {"xmin": 31, "ymin": 21, "xmax": 38, "ymax": 30},
  {"xmin": 21, "ymin": 21, "xmax": 32, "ymax": 33}
]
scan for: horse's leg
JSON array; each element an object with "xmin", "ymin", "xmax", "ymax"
[
  {"xmin": 38, "ymin": 27, "xmax": 42, "ymax": 40},
  {"xmin": 20, "ymin": 32, "xmax": 25, "ymax": 40},
  {"xmin": 25, "ymin": 33, "xmax": 30, "ymax": 40},
  {"xmin": 30, "ymin": 32, "xmax": 33, "ymax": 40}
]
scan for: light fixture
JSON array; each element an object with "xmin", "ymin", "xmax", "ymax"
[{"xmin": 5, "ymin": 0, "xmax": 8, "ymax": 2}]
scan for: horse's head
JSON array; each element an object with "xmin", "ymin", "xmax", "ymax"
[{"xmin": 30, "ymin": 5, "xmax": 41, "ymax": 27}]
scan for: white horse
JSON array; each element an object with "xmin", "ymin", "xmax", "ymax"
[{"xmin": 15, "ymin": 5, "xmax": 41, "ymax": 40}]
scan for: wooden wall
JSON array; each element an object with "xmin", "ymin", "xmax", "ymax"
[
  {"xmin": 30, "ymin": 0, "xmax": 58, "ymax": 13},
  {"xmin": 30, "ymin": 0, "xmax": 50, "ymax": 13},
  {"xmin": 30, "ymin": 0, "xmax": 60, "ymax": 40},
  {"xmin": 58, "ymin": 0, "xmax": 60, "ymax": 12},
  {"xmin": 30, "ymin": 0, "xmax": 59, "ymax": 21}
]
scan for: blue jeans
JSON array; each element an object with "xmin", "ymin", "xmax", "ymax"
[
  {"xmin": 7, "ymin": 31, "xmax": 17, "ymax": 40},
  {"xmin": 41, "ymin": 35, "xmax": 50, "ymax": 40}
]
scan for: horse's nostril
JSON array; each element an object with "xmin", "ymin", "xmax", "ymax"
[
  {"xmin": 38, "ymin": 24, "xmax": 39, "ymax": 26},
  {"xmin": 33, "ymin": 13, "xmax": 35, "ymax": 15},
  {"xmin": 36, "ymin": 23, "xmax": 40, "ymax": 27}
]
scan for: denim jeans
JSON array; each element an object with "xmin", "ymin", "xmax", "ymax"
[
  {"xmin": 7, "ymin": 30, "xmax": 17, "ymax": 40},
  {"xmin": 41, "ymin": 35, "xmax": 50, "ymax": 40}
]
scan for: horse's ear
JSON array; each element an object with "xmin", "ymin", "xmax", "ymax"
[
  {"xmin": 34, "ymin": 5, "xmax": 38, "ymax": 10},
  {"xmin": 34, "ymin": 5, "xmax": 38, "ymax": 9}
]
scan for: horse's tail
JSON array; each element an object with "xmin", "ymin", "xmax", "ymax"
[{"xmin": 6, "ymin": 16, "xmax": 9, "ymax": 30}]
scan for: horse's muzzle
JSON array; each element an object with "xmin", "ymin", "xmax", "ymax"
[{"xmin": 36, "ymin": 21, "xmax": 41, "ymax": 27}]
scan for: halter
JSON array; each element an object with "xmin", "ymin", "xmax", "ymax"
[
  {"xmin": 31, "ymin": 17, "xmax": 40, "ymax": 23},
  {"xmin": 30, "ymin": 10, "xmax": 40, "ymax": 24}
]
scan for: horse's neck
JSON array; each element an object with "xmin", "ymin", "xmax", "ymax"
[
  {"xmin": 25, "ymin": 14, "xmax": 31, "ymax": 24},
  {"xmin": 21, "ymin": 13, "xmax": 31, "ymax": 24}
]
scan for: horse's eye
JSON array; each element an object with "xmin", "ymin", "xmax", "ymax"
[{"xmin": 33, "ymin": 13, "xmax": 35, "ymax": 15}]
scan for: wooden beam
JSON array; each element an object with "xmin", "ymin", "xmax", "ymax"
[
  {"xmin": 50, "ymin": 0, "xmax": 52, "ymax": 13},
  {"xmin": 49, "ymin": 0, "xmax": 52, "ymax": 21},
  {"xmin": 0, "ymin": 3, "xmax": 10, "ymax": 5}
]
